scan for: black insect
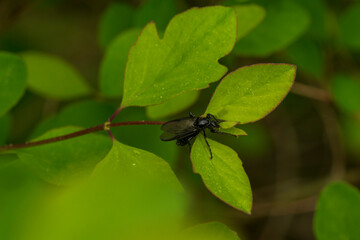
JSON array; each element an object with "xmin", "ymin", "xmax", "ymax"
[{"xmin": 160, "ymin": 112, "xmax": 234, "ymax": 159}]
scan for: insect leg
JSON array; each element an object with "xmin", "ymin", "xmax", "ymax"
[{"xmin": 202, "ymin": 130, "xmax": 213, "ymax": 159}]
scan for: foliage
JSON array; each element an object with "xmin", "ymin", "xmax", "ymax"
[{"xmin": 1, "ymin": 0, "xmax": 360, "ymax": 239}]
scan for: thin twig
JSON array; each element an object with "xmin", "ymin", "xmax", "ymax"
[
  {"xmin": 291, "ymin": 82, "xmax": 332, "ymax": 102},
  {"xmin": 0, "ymin": 121, "xmax": 165, "ymax": 152}
]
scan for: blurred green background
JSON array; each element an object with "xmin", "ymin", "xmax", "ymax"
[{"xmin": 1, "ymin": 0, "xmax": 360, "ymax": 239}]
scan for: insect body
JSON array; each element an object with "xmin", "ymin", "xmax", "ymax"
[{"xmin": 160, "ymin": 112, "xmax": 232, "ymax": 159}]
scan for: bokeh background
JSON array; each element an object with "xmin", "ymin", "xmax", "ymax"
[{"xmin": 1, "ymin": 0, "xmax": 360, "ymax": 239}]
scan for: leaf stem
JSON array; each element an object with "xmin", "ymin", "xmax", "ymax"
[
  {"xmin": 0, "ymin": 121, "xmax": 165, "ymax": 152},
  {"xmin": 108, "ymin": 106, "xmax": 123, "ymax": 122}
]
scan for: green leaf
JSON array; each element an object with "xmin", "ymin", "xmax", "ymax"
[
  {"xmin": 0, "ymin": 52, "xmax": 26, "ymax": 116},
  {"xmin": 180, "ymin": 222, "xmax": 240, "ymax": 240},
  {"xmin": 94, "ymin": 140, "xmax": 182, "ymax": 191},
  {"xmin": 98, "ymin": 3, "xmax": 134, "ymax": 48},
  {"xmin": 0, "ymin": 114, "xmax": 11, "ymax": 145},
  {"xmin": 206, "ymin": 64, "xmax": 296, "ymax": 124},
  {"xmin": 234, "ymin": 4, "xmax": 266, "ymax": 40},
  {"xmin": 134, "ymin": 0, "xmax": 177, "ymax": 33},
  {"xmin": 287, "ymin": 37, "xmax": 324, "ymax": 78},
  {"xmin": 314, "ymin": 181, "xmax": 360, "ymax": 240},
  {"xmin": 234, "ymin": 0, "xmax": 309, "ymax": 57},
  {"xmin": 31, "ymin": 100, "xmax": 115, "ymax": 138},
  {"xmin": 331, "ymin": 74, "xmax": 360, "ymax": 114},
  {"xmin": 146, "ymin": 91, "xmax": 199, "ymax": 119},
  {"xmin": 22, "ymin": 52, "xmax": 91, "ymax": 100},
  {"xmin": 121, "ymin": 6, "xmax": 236, "ymax": 107},
  {"xmin": 111, "ymin": 107, "xmax": 178, "ymax": 165},
  {"xmin": 191, "ymin": 135, "xmax": 252, "ymax": 213},
  {"xmin": 100, "ymin": 29, "xmax": 141, "ymax": 98},
  {"xmin": 16, "ymin": 126, "xmax": 112, "ymax": 185},
  {"xmin": 339, "ymin": 3, "xmax": 360, "ymax": 50},
  {"xmin": 219, "ymin": 126, "xmax": 247, "ymax": 137}
]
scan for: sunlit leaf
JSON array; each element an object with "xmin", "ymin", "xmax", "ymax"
[
  {"xmin": 22, "ymin": 52, "xmax": 91, "ymax": 100},
  {"xmin": 234, "ymin": 4, "xmax": 266, "ymax": 40},
  {"xmin": 16, "ymin": 126, "xmax": 112, "ymax": 185},
  {"xmin": 0, "ymin": 52, "xmax": 26, "ymax": 116},
  {"xmin": 0, "ymin": 114, "xmax": 11, "ymax": 145},
  {"xmin": 191, "ymin": 135, "xmax": 252, "ymax": 213},
  {"xmin": 314, "ymin": 181, "xmax": 360, "ymax": 240},
  {"xmin": 234, "ymin": 0, "xmax": 309, "ymax": 57},
  {"xmin": 98, "ymin": 3, "xmax": 134, "ymax": 48},
  {"xmin": 339, "ymin": 3, "xmax": 360, "ymax": 50},
  {"xmin": 100, "ymin": 29, "xmax": 141, "ymax": 98},
  {"xmin": 121, "ymin": 6, "xmax": 236, "ymax": 107},
  {"xmin": 146, "ymin": 91, "xmax": 199, "ymax": 119},
  {"xmin": 94, "ymin": 139, "xmax": 182, "ymax": 191},
  {"xmin": 331, "ymin": 74, "xmax": 360, "ymax": 114},
  {"xmin": 180, "ymin": 222, "xmax": 240, "ymax": 240},
  {"xmin": 219, "ymin": 126, "xmax": 247, "ymax": 137},
  {"xmin": 206, "ymin": 64, "xmax": 296, "ymax": 124},
  {"xmin": 287, "ymin": 37, "xmax": 324, "ymax": 78}
]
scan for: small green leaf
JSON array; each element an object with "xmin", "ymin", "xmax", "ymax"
[
  {"xmin": 219, "ymin": 127, "xmax": 247, "ymax": 137},
  {"xmin": 22, "ymin": 52, "xmax": 91, "ymax": 100},
  {"xmin": 146, "ymin": 91, "xmax": 199, "ymax": 119},
  {"xmin": 121, "ymin": 6, "xmax": 236, "ymax": 107},
  {"xmin": 134, "ymin": 0, "xmax": 177, "ymax": 32},
  {"xmin": 234, "ymin": 0, "xmax": 309, "ymax": 57},
  {"xmin": 206, "ymin": 64, "xmax": 296, "ymax": 124},
  {"xmin": 98, "ymin": 3, "xmax": 134, "ymax": 48},
  {"xmin": 191, "ymin": 135, "xmax": 252, "ymax": 213},
  {"xmin": 234, "ymin": 4, "xmax": 266, "ymax": 40},
  {"xmin": 31, "ymin": 100, "xmax": 115, "ymax": 138},
  {"xmin": 339, "ymin": 3, "xmax": 360, "ymax": 50},
  {"xmin": 16, "ymin": 126, "xmax": 112, "ymax": 185},
  {"xmin": 180, "ymin": 222, "xmax": 240, "ymax": 240},
  {"xmin": 0, "ymin": 52, "xmax": 26, "ymax": 116},
  {"xmin": 94, "ymin": 140, "xmax": 182, "ymax": 191},
  {"xmin": 331, "ymin": 74, "xmax": 360, "ymax": 114},
  {"xmin": 100, "ymin": 29, "xmax": 141, "ymax": 98},
  {"xmin": 287, "ymin": 37, "xmax": 324, "ymax": 78},
  {"xmin": 0, "ymin": 114, "xmax": 11, "ymax": 145},
  {"xmin": 314, "ymin": 181, "xmax": 360, "ymax": 240},
  {"xmin": 340, "ymin": 115, "xmax": 360, "ymax": 157}
]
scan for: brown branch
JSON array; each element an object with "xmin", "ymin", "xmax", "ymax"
[
  {"xmin": 291, "ymin": 82, "xmax": 332, "ymax": 102},
  {"xmin": 0, "ymin": 121, "xmax": 165, "ymax": 152}
]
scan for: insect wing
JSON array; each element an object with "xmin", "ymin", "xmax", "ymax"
[{"xmin": 160, "ymin": 117, "xmax": 197, "ymax": 141}]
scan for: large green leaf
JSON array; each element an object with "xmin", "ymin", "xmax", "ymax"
[
  {"xmin": 98, "ymin": 3, "xmax": 134, "ymax": 48},
  {"xmin": 22, "ymin": 52, "xmax": 91, "ymax": 100},
  {"xmin": 16, "ymin": 126, "xmax": 112, "ymax": 185},
  {"xmin": 314, "ymin": 181, "xmax": 360, "ymax": 240},
  {"xmin": 339, "ymin": 3, "xmax": 360, "ymax": 50},
  {"xmin": 331, "ymin": 74, "xmax": 360, "ymax": 114},
  {"xmin": 234, "ymin": 4, "xmax": 266, "ymax": 40},
  {"xmin": 0, "ymin": 52, "xmax": 26, "ymax": 116},
  {"xmin": 0, "ymin": 114, "xmax": 11, "ymax": 145},
  {"xmin": 146, "ymin": 91, "xmax": 199, "ymax": 119},
  {"xmin": 191, "ymin": 135, "xmax": 252, "ymax": 213},
  {"xmin": 205, "ymin": 64, "xmax": 296, "ymax": 125},
  {"xmin": 100, "ymin": 29, "xmax": 141, "ymax": 98},
  {"xmin": 94, "ymin": 139, "xmax": 182, "ymax": 191},
  {"xmin": 234, "ymin": 0, "xmax": 309, "ymax": 57},
  {"xmin": 121, "ymin": 6, "xmax": 236, "ymax": 107},
  {"xmin": 180, "ymin": 222, "xmax": 240, "ymax": 240}
]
